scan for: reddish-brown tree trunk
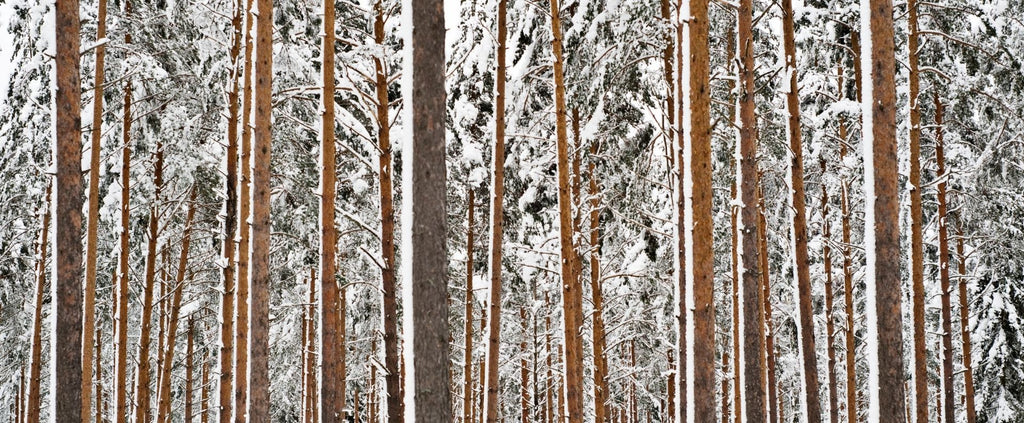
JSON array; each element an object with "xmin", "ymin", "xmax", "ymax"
[
  {"xmin": 465, "ymin": 189, "xmax": 476, "ymax": 423},
  {"xmin": 136, "ymin": 141, "xmax": 165, "ymax": 423},
  {"xmin": 520, "ymin": 307, "xmax": 530, "ymax": 423},
  {"xmin": 589, "ymin": 143, "xmax": 607, "ymax": 423},
  {"xmin": 822, "ymin": 158, "xmax": 839, "ymax": 423},
  {"xmin": 757, "ymin": 176, "xmax": 779, "ymax": 423},
  {"xmin": 222, "ymin": 0, "xmax": 242, "ymax": 419},
  {"xmin": 114, "ymin": 8, "xmax": 134, "ymax": 420},
  {"xmin": 186, "ymin": 318, "xmax": 195, "ymax": 423},
  {"xmin": 27, "ymin": 188, "xmax": 50, "ymax": 423},
  {"xmin": 934, "ymin": 93, "xmax": 954, "ymax": 423},
  {"xmin": 157, "ymin": 191, "xmax": 198, "ymax": 422},
  {"xmin": 956, "ymin": 227, "xmax": 976, "ymax": 423}
]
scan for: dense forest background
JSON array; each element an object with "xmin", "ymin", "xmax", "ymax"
[{"xmin": 1, "ymin": 0, "xmax": 1023, "ymax": 421}]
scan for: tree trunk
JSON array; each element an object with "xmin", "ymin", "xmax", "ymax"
[
  {"xmin": 465, "ymin": 189, "xmax": 476, "ymax": 423},
  {"xmin": 736, "ymin": 0, "xmax": 767, "ymax": 420},
  {"xmin": 545, "ymin": 302, "xmax": 553, "ymax": 423},
  {"xmin": 672, "ymin": 1, "xmax": 687, "ymax": 420},
  {"xmin": 404, "ymin": 0, "xmax": 452, "ymax": 417},
  {"xmin": 320, "ymin": 0, "xmax": 346, "ymax": 417},
  {"xmin": 860, "ymin": 0, "xmax": 908, "ymax": 419},
  {"xmin": 234, "ymin": 0, "xmax": 254, "ymax": 414},
  {"xmin": 683, "ymin": 0, "xmax": 715, "ymax": 421},
  {"xmin": 96, "ymin": 324, "xmax": 104, "ymax": 423},
  {"xmin": 956, "ymin": 226, "xmax": 976, "ymax": 423},
  {"xmin": 82, "ymin": 0, "xmax": 108, "ymax": 414},
  {"xmin": 249, "ymin": 0, "xmax": 273, "ymax": 413},
  {"xmin": 589, "ymin": 143, "xmax": 607, "ymax": 423},
  {"xmin": 520, "ymin": 307, "xmax": 530, "ymax": 423},
  {"xmin": 157, "ymin": 191, "xmax": 198, "ymax": 423},
  {"xmin": 221, "ymin": 0, "xmax": 243, "ymax": 419},
  {"xmin": 780, "ymin": 2, "xmax": 824, "ymax": 420},
  {"xmin": 822, "ymin": 158, "xmax": 838, "ymax": 423},
  {"xmin": 721, "ymin": 351, "xmax": 729, "ymax": 423},
  {"xmin": 757, "ymin": 176, "xmax": 779, "ymax": 423},
  {"xmin": 371, "ymin": 3, "xmax": 401, "ymax": 422},
  {"xmin": 115, "ymin": 49, "xmax": 133, "ymax": 422},
  {"xmin": 548, "ymin": 0, "xmax": 584, "ymax": 420},
  {"xmin": 837, "ymin": 67, "xmax": 857, "ymax": 423},
  {"xmin": 905, "ymin": 2, "xmax": 928, "ymax": 422},
  {"xmin": 136, "ymin": 141, "xmax": 165, "ymax": 423},
  {"xmin": 934, "ymin": 93, "xmax": 954, "ymax": 423},
  {"xmin": 306, "ymin": 269, "xmax": 319, "ymax": 423},
  {"xmin": 202, "ymin": 356, "xmax": 211, "ymax": 423},
  {"xmin": 186, "ymin": 318, "xmax": 195, "ymax": 423},
  {"xmin": 27, "ymin": 188, "xmax": 50, "ymax": 423},
  {"xmin": 483, "ymin": 0, "xmax": 508, "ymax": 418},
  {"xmin": 370, "ymin": 335, "xmax": 377, "ymax": 423}
]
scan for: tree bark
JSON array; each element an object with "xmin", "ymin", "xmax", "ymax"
[
  {"xmin": 186, "ymin": 318, "xmax": 195, "ymax": 423},
  {"xmin": 683, "ymin": 0, "xmax": 715, "ymax": 421},
  {"xmin": 157, "ymin": 191, "xmax": 198, "ymax": 423},
  {"xmin": 82, "ymin": 0, "xmax": 108, "ymax": 414},
  {"xmin": 202, "ymin": 355, "xmax": 211, "ymax": 423},
  {"xmin": 320, "ymin": 0, "xmax": 346, "ymax": 417},
  {"xmin": 520, "ymin": 307, "xmax": 530, "ymax": 423},
  {"xmin": 548, "ymin": 0, "xmax": 584, "ymax": 420},
  {"xmin": 306, "ymin": 269, "xmax": 319, "ymax": 423},
  {"xmin": 403, "ymin": 0, "xmax": 452, "ymax": 418},
  {"xmin": 222, "ymin": 0, "xmax": 243, "ymax": 419},
  {"xmin": 672, "ymin": 2, "xmax": 687, "ymax": 420},
  {"xmin": 589, "ymin": 143, "xmax": 607, "ymax": 423},
  {"xmin": 115, "ymin": 40, "xmax": 133, "ymax": 422},
  {"xmin": 836, "ymin": 66, "xmax": 857, "ymax": 423},
  {"xmin": 248, "ymin": 0, "xmax": 273, "ymax": 413},
  {"xmin": 27, "ymin": 188, "xmax": 50, "ymax": 423},
  {"xmin": 136, "ymin": 141, "xmax": 165, "ymax": 423},
  {"xmin": 234, "ymin": 0, "xmax": 254, "ymax": 415},
  {"xmin": 483, "ymin": 0, "xmax": 508, "ymax": 418},
  {"xmin": 736, "ymin": 0, "xmax": 767, "ymax": 420},
  {"xmin": 956, "ymin": 226, "xmax": 976, "ymax": 423},
  {"xmin": 95, "ymin": 324, "xmax": 104, "ymax": 423},
  {"xmin": 906, "ymin": 2, "xmax": 928, "ymax": 422},
  {"xmin": 822, "ymin": 158, "xmax": 838, "ymax": 423},
  {"xmin": 934, "ymin": 93, "xmax": 954, "ymax": 423},
  {"xmin": 757, "ymin": 175, "xmax": 778, "ymax": 423},
  {"xmin": 860, "ymin": 0, "xmax": 908, "ymax": 419},
  {"xmin": 465, "ymin": 189, "xmax": 476, "ymax": 423}
]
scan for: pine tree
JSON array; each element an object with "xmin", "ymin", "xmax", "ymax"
[
  {"xmin": 27, "ymin": 186, "xmax": 50, "ymax": 423},
  {"xmin": 157, "ymin": 190, "xmax": 198, "ymax": 423}
]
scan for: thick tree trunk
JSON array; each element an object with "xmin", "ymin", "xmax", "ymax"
[
  {"xmin": 249, "ymin": 0, "xmax": 273, "ymax": 413},
  {"xmin": 548, "ymin": 0, "xmax": 584, "ymax": 420},
  {"xmin": 320, "ymin": 0, "xmax": 346, "ymax": 417},
  {"xmin": 403, "ymin": 0, "xmax": 452, "ymax": 417},
  {"xmin": 956, "ymin": 227, "xmax": 976, "ymax": 423},
  {"xmin": 822, "ymin": 158, "xmax": 839, "ymax": 423},
  {"xmin": 465, "ymin": 189, "xmax": 476, "ymax": 423},
  {"xmin": 934, "ymin": 93, "xmax": 954, "ymax": 423},
  {"xmin": 54, "ymin": 0, "xmax": 84, "ymax": 415},
  {"xmin": 136, "ymin": 141, "xmax": 165, "ymax": 423},
  {"xmin": 860, "ymin": 0, "xmax": 908, "ymax": 420},
  {"xmin": 589, "ymin": 143, "xmax": 607, "ymax": 423},
  {"xmin": 27, "ymin": 189, "xmax": 50, "ymax": 423},
  {"xmin": 906, "ymin": 2, "xmax": 928, "ymax": 422},
  {"xmin": 157, "ymin": 191, "xmax": 198, "ymax": 423},
  {"xmin": 683, "ymin": 0, "xmax": 715, "ymax": 421},
  {"xmin": 82, "ymin": 0, "xmax": 108, "ymax": 414},
  {"xmin": 736, "ymin": 0, "xmax": 767, "ymax": 420},
  {"xmin": 222, "ymin": 0, "xmax": 242, "ymax": 419},
  {"xmin": 483, "ymin": 0, "xmax": 508, "ymax": 418},
  {"xmin": 115, "ymin": 46, "xmax": 133, "ymax": 423}
]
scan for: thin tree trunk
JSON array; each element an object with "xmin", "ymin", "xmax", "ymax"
[
  {"xmin": 589, "ymin": 143, "xmax": 607, "ymax": 423},
  {"xmin": 629, "ymin": 341, "xmax": 636, "ymax": 423},
  {"xmin": 96, "ymin": 324, "xmax": 103, "ymax": 423},
  {"xmin": 307, "ymin": 269, "xmax": 320, "ymax": 423},
  {"xmin": 27, "ymin": 188, "xmax": 50, "ymax": 423},
  {"xmin": 822, "ymin": 158, "xmax": 839, "ymax": 423},
  {"xmin": 136, "ymin": 141, "xmax": 165, "ymax": 423},
  {"xmin": 465, "ymin": 189, "xmax": 476, "ymax": 423},
  {"xmin": 249, "ymin": 0, "xmax": 273, "ymax": 412},
  {"xmin": 934, "ymin": 93, "xmax": 954, "ymax": 423},
  {"xmin": 371, "ymin": 3, "xmax": 401, "ymax": 421},
  {"xmin": 202, "ymin": 356, "xmax": 210, "ymax": 423},
  {"xmin": 780, "ymin": 1, "xmax": 823, "ymax": 420},
  {"xmin": 757, "ymin": 175, "xmax": 778, "ymax": 423},
  {"xmin": 548, "ymin": 0, "xmax": 584, "ymax": 419},
  {"xmin": 837, "ymin": 66, "xmax": 857, "ymax": 423},
  {"xmin": 860, "ymin": 0, "xmax": 908, "ymax": 419},
  {"xmin": 956, "ymin": 226, "xmax": 976, "ymax": 423},
  {"xmin": 545, "ymin": 302, "xmax": 553, "ymax": 423},
  {"xmin": 369, "ymin": 336, "xmax": 377, "ymax": 423},
  {"xmin": 115, "ymin": 53, "xmax": 133, "ymax": 421},
  {"xmin": 186, "ymin": 318, "xmax": 195, "ymax": 423},
  {"xmin": 157, "ymin": 191, "xmax": 198, "ymax": 422},
  {"xmin": 520, "ymin": 307, "xmax": 530, "ymax": 423},
  {"xmin": 320, "ymin": 0, "xmax": 345, "ymax": 417},
  {"xmin": 736, "ymin": 0, "xmax": 766, "ymax": 419},
  {"xmin": 906, "ymin": 2, "xmax": 928, "ymax": 422},
  {"xmin": 82, "ymin": 0, "xmax": 108, "ymax": 414},
  {"xmin": 234, "ymin": 0, "xmax": 254, "ymax": 414},
  {"xmin": 666, "ymin": 352, "xmax": 674, "ymax": 423},
  {"xmin": 155, "ymin": 251, "xmax": 168, "ymax": 414},
  {"xmin": 673, "ymin": 2, "xmax": 687, "ymax": 420},
  {"xmin": 221, "ymin": 0, "xmax": 243, "ymax": 419},
  {"xmin": 483, "ymin": 0, "xmax": 508, "ymax": 418},
  {"xmin": 721, "ymin": 351, "xmax": 729, "ymax": 423},
  {"xmin": 683, "ymin": 0, "xmax": 715, "ymax": 421},
  {"xmin": 404, "ymin": 0, "xmax": 452, "ymax": 416}
]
